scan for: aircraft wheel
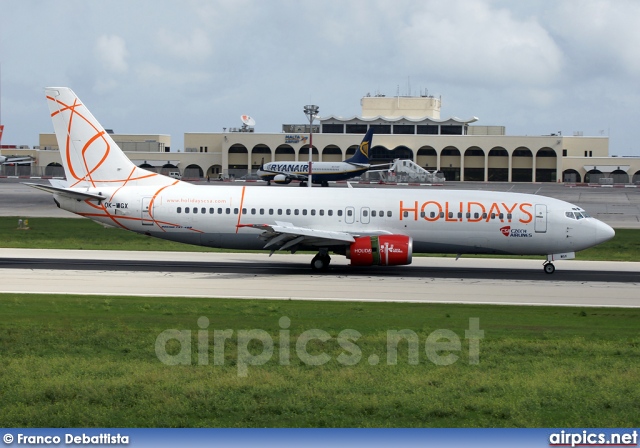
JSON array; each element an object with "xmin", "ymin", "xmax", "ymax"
[
  {"xmin": 300, "ymin": 182, "xmax": 307, "ymax": 187},
  {"xmin": 311, "ymin": 254, "xmax": 330, "ymax": 271},
  {"xmin": 321, "ymin": 181, "xmax": 329, "ymax": 187},
  {"xmin": 543, "ymin": 262, "xmax": 555, "ymax": 274}
]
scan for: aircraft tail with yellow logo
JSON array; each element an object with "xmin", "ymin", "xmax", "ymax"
[{"xmin": 344, "ymin": 128, "xmax": 373, "ymax": 165}]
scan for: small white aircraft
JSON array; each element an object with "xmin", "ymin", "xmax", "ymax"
[
  {"xmin": 256, "ymin": 129, "xmax": 373, "ymax": 187},
  {"xmin": 0, "ymin": 155, "xmax": 34, "ymax": 165},
  {"xmin": 28, "ymin": 87, "xmax": 615, "ymax": 273}
]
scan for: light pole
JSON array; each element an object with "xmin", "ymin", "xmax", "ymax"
[{"xmin": 303, "ymin": 105, "xmax": 319, "ymax": 188}]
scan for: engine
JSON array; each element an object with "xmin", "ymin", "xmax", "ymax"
[
  {"xmin": 273, "ymin": 174, "xmax": 292, "ymax": 184},
  {"xmin": 347, "ymin": 235, "xmax": 413, "ymax": 266}
]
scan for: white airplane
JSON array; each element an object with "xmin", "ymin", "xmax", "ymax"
[
  {"xmin": 256, "ymin": 129, "xmax": 373, "ymax": 186},
  {"xmin": 28, "ymin": 87, "xmax": 615, "ymax": 274},
  {"xmin": 0, "ymin": 155, "xmax": 34, "ymax": 165}
]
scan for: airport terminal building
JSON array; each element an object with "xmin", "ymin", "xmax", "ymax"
[{"xmin": 3, "ymin": 94, "xmax": 640, "ymax": 184}]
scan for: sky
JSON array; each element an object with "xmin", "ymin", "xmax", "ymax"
[{"xmin": 1, "ymin": 0, "xmax": 640, "ymax": 156}]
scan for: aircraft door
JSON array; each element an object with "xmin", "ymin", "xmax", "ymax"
[
  {"xmin": 141, "ymin": 197, "xmax": 154, "ymax": 226},
  {"xmin": 345, "ymin": 206, "xmax": 355, "ymax": 224},
  {"xmin": 534, "ymin": 204, "xmax": 547, "ymax": 233},
  {"xmin": 361, "ymin": 207, "xmax": 370, "ymax": 224}
]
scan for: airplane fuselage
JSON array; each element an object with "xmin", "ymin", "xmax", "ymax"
[
  {"xmin": 55, "ymin": 183, "xmax": 612, "ymax": 256},
  {"xmin": 257, "ymin": 161, "xmax": 369, "ymax": 183}
]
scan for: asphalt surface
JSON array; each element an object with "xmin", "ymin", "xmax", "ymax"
[{"xmin": 0, "ymin": 250, "xmax": 638, "ymax": 307}]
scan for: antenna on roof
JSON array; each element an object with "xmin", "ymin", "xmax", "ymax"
[{"xmin": 240, "ymin": 115, "xmax": 256, "ymax": 132}]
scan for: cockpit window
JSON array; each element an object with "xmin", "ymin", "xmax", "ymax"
[
  {"xmin": 565, "ymin": 212, "xmax": 575, "ymax": 219},
  {"xmin": 575, "ymin": 212, "xmax": 584, "ymax": 219},
  {"xmin": 582, "ymin": 211, "xmax": 591, "ymax": 218}
]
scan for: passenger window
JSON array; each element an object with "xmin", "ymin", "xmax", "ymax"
[
  {"xmin": 311, "ymin": 210, "xmax": 316, "ymax": 216},
  {"xmin": 507, "ymin": 213, "xmax": 512, "ymax": 220},
  {"xmin": 185, "ymin": 207, "xmax": 190, "ymax": 214},
  {"xmin": 177, "ymin": 207, "xmax": 182, "ymax": 213},
  {"xmin": 218, "ymin": 208, "xmax": 222, "ymax": 214},
  {"xmin": 457, "ymin": 212, "xmax": 462, "ymax": 219},
  {"xmin": 294, "ymin": 209, "xmax": 299, "ymax": 215},
  {"xmin": 499, "ymin": 213, "xmax": 503, "ymax": 220},
  {"xmin": 387, "ymin": 211, "xmax": 392, "ymax": 217},
  {"xmin": 338, "ymin": 210, "xmax": 343, "ymax": 217},
  {"xmin": 303, "ymin": 209, "xmax": 307, "ymax": 215},
  {"xmin": 448, "ymin": 212, "xmax": 453, "ymax": 219},
  {"xmin": 328, "ymin": 210, "xmax": 333, "ymax": 216},
  {"xmin": 226, "ymin": 208, "xmax": 230, "ymax": 214},
  {"xmin": 234, "ymin": 208, "xmax": 239, "ymax": 214},
  {"xmin": 260, "ymin": 208, "xmax": 264, "ymax": 215},
  {"xmin": 440, "ymin": 212, "xmax": 444, "ymax": 218},
  {"xmin": 363, "ymin": 210, "xmax": 368, "ymax": 217},
  {"xmin": 202, "ymin": 208, "xmax": 206, "ymax": 214},
  {"xmin": 269, "ymin": 209, "xmax": 273, "ymax": 215},
  {"xmin": 466, "ymin": 212, "xmax": 470, "ymax": 218},
  {"xmin": 251, "ymin": 208, "xmax": 256, "ymax": 215},
  {"xmin": 482, "ymin": 213, "xmax": 487, "ymax": 219},
  {"xmin": 491, "ymin": 213, "xmax": 496, "ymax": 219},
  {"xmin": 379, "ymin": 211, "xmax": 383, "ymax": 217},
  {"xmin": 474, "ymin": 213, "xmax": 479, "ymax": 219},
  {"xmin": 286, "ymin": 209, "xmax": 291, "ymax": 215},
  {"xmin": 420, "ymin": 211, "xmax": 425, "ymax": 218},
  {"xmin": 278, "ymin": 209, "xmax": 282, "ymax": 215},
  {"xmin": 404, "ymin": 211, "xmax": 409, "ymax": 218},
  {"xmin": 320, "ymin": 210, "xmax": 324, "ymax": 216},
  {"xmin": 347, "ymin": 210, "xmax": 352, "ymax": 217},
  {"xmin": 242, "ymin": 208, "xmax": 246, "ymax": 214},
  {"xmin": 193, "ymin": 207, "xmax": 198, "ymax": 214},
  {"xmin": 209, "ymin": 208, "xmax": 214, "ymax": 214},
  {"xmin": 430, "ymin": 212, "xmax": 436, "ymax": 218}
]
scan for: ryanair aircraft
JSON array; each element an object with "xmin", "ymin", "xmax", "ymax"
[
  {"xmin": 256, "ymin": 129, "xmax": 373, "ymax": 186},
  {"xmin": 28, "ymin": 88, "xmax": 615, "ymax": 273}
]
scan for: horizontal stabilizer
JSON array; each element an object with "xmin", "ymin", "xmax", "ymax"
[{"xmin": 24, "ymin": 182, "xmax": 106, "ymax": 202}]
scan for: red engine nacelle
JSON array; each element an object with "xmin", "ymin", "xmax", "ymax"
[{"xmin": 347, "ymin": 235, "xmax": 413, "ymax": 266}]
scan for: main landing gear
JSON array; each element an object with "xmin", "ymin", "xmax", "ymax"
[
  {"xmin": 543, "ymin": 261, "xmax": 555, "ymax": 274},
  {"xmin": 311, "ymin": 250, "xmax": 331, "ymax": 271}
]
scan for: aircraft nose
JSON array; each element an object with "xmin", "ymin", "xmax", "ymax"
[{"xmin": 595, "ymin": 220, "xmax": 615, "ymax": 245}]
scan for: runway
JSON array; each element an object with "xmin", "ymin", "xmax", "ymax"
[
  {"xmin": 1, "ymin": 249, "xmax": 638, "ymax": 308},
  {"xmin": 1, "ymin": 180, "xmax": 638, "ymax": 308}
]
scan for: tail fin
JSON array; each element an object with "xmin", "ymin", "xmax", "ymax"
[
  {"xmin": 344, "ymin": 128, "xmax": 373, "ymax": 165},
  {"xmin": 45, "ymin": 87, "xmax": 174, "ymax": 188}
]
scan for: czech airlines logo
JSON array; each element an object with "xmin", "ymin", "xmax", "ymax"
[{"xmin": 500, "ymin": 226, "xmax": 533, "ymax": 238}]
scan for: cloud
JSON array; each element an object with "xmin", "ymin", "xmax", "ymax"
[
  {"xmin": 547, "ymin": 0, "xmax": 640, "ymax": 78},
  {"xmin": 397, "ymin": 0, "xmax": 564, "ymax": 87},
  {"xmin": 156, "ymin": 28, "xmax": 213, "ymax": 62},
  {"xmin": 94, "ymin": 35, "xmax": 129, "ymax": 74}
]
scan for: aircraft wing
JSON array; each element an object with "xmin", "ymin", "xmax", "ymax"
[
  {"xmin": 24, "ymin": 182, "xmax": 107, "ymax": 202},
  {"xmin": 237, "ymin": 221, "xmax": 355, "ymax": 253}
]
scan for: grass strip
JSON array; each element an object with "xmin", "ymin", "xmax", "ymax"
[{"xmin": 1, "ymin": 294, "xmax": 639, "ymax": 427}]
